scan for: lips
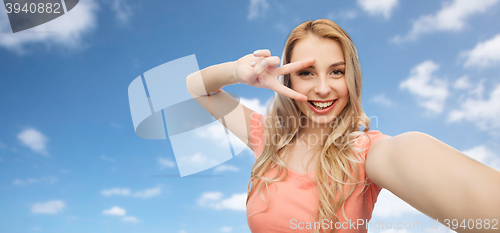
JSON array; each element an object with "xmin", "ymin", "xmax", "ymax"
[
  {"xmin": 307, "ymin": 99, "xmax": 337, "ymax": 114},
  {"xmin": 309, "ymin": 99, "xmax": 335, "ymax": 103},
  {"xmin": 309, "ymin": 100, "xmax": 334, "ymax": 108}
]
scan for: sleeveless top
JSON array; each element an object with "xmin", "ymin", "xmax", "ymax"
[{"xmin": 246, "ymin": 112, "xmax": 390, "ymax": 233}]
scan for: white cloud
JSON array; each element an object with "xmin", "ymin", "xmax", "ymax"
[
  {"xmin": 448, "ymin": 84, "xmax": 500, "ymax": 129},
  {"xmin": 462, "ymin": 34, "xmax": 500, "ymax": 68},
  {"xmin": 462, "ymin": 145, "xmax": 500, "ymax": 171},
  {"xmin": 392, "ymin": 0, "xmax": 499, "ymax": 42},
  {"xmin": 455, "ymin": 79, "xmax": 486, "ymax": 99},
  {"xmin": 196, "ymin": 124, "xmax": 227, "ymax": 147},
  {"xmin": 101, "ymin": 185, "xmax": 161, "ymax": 198},
  {"xmin": 122, "ymin": 216, "xmax": 141, "ymax": 223},
  {"xmin": 31, "ymin": 200, "xmax": 66, "ymax": 214},
  {"xmin": 0, "ymin": 0, "xmax": 99, "ymax": 54},
  {"xmin": 220, "ymin": 226, "xmax": 233, "ymax": 232},
  {"xmin": 357, "ymin": 0, "xmax": 399, "ymax": 19},
  {"xmin": 399, "ymin": 61, "xmax": 448, "ymax": 114},
  {"xmin": 453, "ymin": 76, "xmax": 472, "ymax": 90},
  {"xmin": 214, "ymin": 164, "xmax": 239, "ymax": 173},
  {"xmin": 247, "ymin": 0, "xmax": 269, "ymax": 20},
  {"xmin": 158, "ymin": 157, "xmax": 176, "ymax": 169},
  {"xmin": 372, "ymin": 189, "xmax": 420, "ymax": 218},
  {"xmin": 17, "ymin": 128, "xmax": 49, "ymax": 156},
  {"xmin": 101, "ymin": 188, "xmax": 131, "ymax": 196},
  {"xmin": 102, "ymin": 206, "xmax": 126, "ymax": 216},
  {"xmin": 13, "ymin": 176, "xmax": 58, "ymax": 186},
  {"xmin": 240, "ymin": 97, "xmax": 267, "ymax": 115},
  {"xmin": 370, "ymin": 93, "xmax": 394, "ymax": 107},
  {"xmin": 197, "ymin": 192, "xmax": 246, "ymax": 211},
  {"xmin": 133, "ymin": 186, "xmax": 161, "ymax": 198},
  {"xmin": 194, "ymin": 120, "xmax": 243, "ymax": 153},
  {"xmin": 111, "ymin": 0, "xmax": 133, "ymax": 24},
  {"xmin": 103, "ymin": 206, "xmax": 141, "ymax": 223}
]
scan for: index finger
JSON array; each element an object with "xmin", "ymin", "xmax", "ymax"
[
  {"xmin": 276, "ymin": 57, "xmax": 316, "ymax": 76},
  {"xmin": 267, "ymin": 79, "xmax": 308, "ymax": 102}
]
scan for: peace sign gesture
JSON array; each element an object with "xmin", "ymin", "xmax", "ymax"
[{"xmin": 233, "ymin": 49, "xmax": 316, "ymax": 102}]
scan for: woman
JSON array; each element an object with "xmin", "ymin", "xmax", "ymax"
[{"xmin": 186, "ymin": 19, "xmax": 500, "ymax": 233}]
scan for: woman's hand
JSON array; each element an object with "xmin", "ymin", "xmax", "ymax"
[{"xmin": 232, "ymin": 49, "xmax": 315, "ymax": 102}]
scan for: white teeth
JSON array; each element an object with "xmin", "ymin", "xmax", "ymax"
[{"xmin": 311, "ymin": 101, "xmax": 334, "ymax": 109}]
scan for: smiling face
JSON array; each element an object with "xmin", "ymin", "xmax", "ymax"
[{"xmin": 289, "ymin": 35, "xmax": 349, "ymax": 125}]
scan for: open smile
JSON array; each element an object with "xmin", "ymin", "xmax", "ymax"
[{"xmin": 307, "ymin": 99, "xmax": 337, "ymax": 114}]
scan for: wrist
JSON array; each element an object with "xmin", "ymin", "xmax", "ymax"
[{"xmin": 228, "ymin": 61, "xmax": 239, "ymax": 84}]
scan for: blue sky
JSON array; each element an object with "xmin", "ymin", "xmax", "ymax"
[{"xmin": 1, "ymin": 0, "xmax": 500, "ymax": 232}]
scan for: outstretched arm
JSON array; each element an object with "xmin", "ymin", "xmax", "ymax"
[{"xmin": 366, "ymin": 132, "xmax": 500, "ymax": 233}]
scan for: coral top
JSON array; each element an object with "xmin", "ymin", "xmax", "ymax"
[{"xmin": 246, "ymin": 112, "xmax": 390, "ymax": 233}]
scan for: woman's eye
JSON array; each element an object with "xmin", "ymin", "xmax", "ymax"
[
  {"xmin": 298, "ymin": 71, "xmax": 311, "ymax": 76},
  {"xmin": 331, "ymin": 70, "xmax": 344, "ymax": 77}
]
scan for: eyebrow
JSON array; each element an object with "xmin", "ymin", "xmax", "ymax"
[{"xmin": 303, "ymin": 61, "xmax": 346, "ymax": 69}]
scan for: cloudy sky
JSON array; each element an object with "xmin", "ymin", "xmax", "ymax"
[{"xmin": 1, "ymin": 0, "xmax": 500, "ymax": 232}]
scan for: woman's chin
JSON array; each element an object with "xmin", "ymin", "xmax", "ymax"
[
  {"xmin": 302, "ymin": 113, "xmax": 338, "ymax": 126},
  {"xmin": 312, "ymin": 118, "xmax": 335, "ymax": 126}
]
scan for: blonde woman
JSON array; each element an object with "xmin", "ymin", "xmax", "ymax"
[{"xmin": 186, "ymin": 19, "xmax": 500, "ymax": 233}]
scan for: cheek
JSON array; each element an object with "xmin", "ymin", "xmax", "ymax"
[
  {"xmin": 289, "ymin": 77, "xmax": 307, "ymax": 94},
  {"xmin": 336, "ymin": 79, "xmax": 349, "ymax": 98}
]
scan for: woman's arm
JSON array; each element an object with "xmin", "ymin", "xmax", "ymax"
[
  {"xmin": 186, "ymin": 50, "xmax": 315, "ymax": 151},
  {"xmin": 366, "ymin": 132, "xmax": 500, "ymax": 233},
  {"xmin": 186, "ymin": 61, "xmax": 238, "ymax": 96},
  {"xmin": 186, "ymin": 59, "xmax": 256, "ymax": 150}
]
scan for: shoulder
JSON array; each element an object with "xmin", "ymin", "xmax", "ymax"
[
  {"xmin": 367, "ymin": 131, "xmax": 430, "ymax": 158},
  {"xmin": 353, "ymin": 130, "xmax": 391, "ymax": 153},
  {"xmin": 251, "ymin": 112, "xmax": 265, "ymax": 159},
  {"xmin": 365, "ymin": 131, "xmax": 430, "ymax": 188},
  {"xmin": 251, "ymin": 112, "xmax": 264, "ymax": 126},
  {"xmin": 250, "ymin": 112, "xmax": 265, "ymax": 137}
]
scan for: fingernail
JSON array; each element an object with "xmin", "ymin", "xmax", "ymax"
[
  {"xmin": 253, "ymin": 51, "xmax": 260, "ymax": 56},
  {"xmin": 260, "ymin": 59, "xmax": 268, "ymax": 67},
  {"xmin": 250, "ymin": 61, "xmax": 256, "ymax": 67}
]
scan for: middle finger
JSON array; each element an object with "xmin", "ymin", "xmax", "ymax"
[
  {"xmin": 276, "ymin": 57, "xmax": 316, "ymax": 76},
  {"xmin": 253, "ymin": 49, "xmax": 271, "ymax": 57}
]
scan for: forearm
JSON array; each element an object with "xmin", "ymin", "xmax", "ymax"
[
  {"xmin": 186, "ymin": 61, "xmax": 237, "ymax": 97},
  {"xmin": 386, "ymin": 132, "xmax": 500, "ymax": 232}
]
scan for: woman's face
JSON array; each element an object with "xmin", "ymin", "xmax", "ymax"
[{"xmin": 289, "ymin": 35, "xmax": 349, "ymax": 125}]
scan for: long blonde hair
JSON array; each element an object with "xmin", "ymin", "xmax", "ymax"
[{"xmin": 246, "ymin": 19, "xmax": 372, "ymax": 233}]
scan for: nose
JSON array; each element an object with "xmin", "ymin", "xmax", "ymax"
[{"xmin": 314, "ymin": 77, "xmax": 331, "ymax": 97}]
